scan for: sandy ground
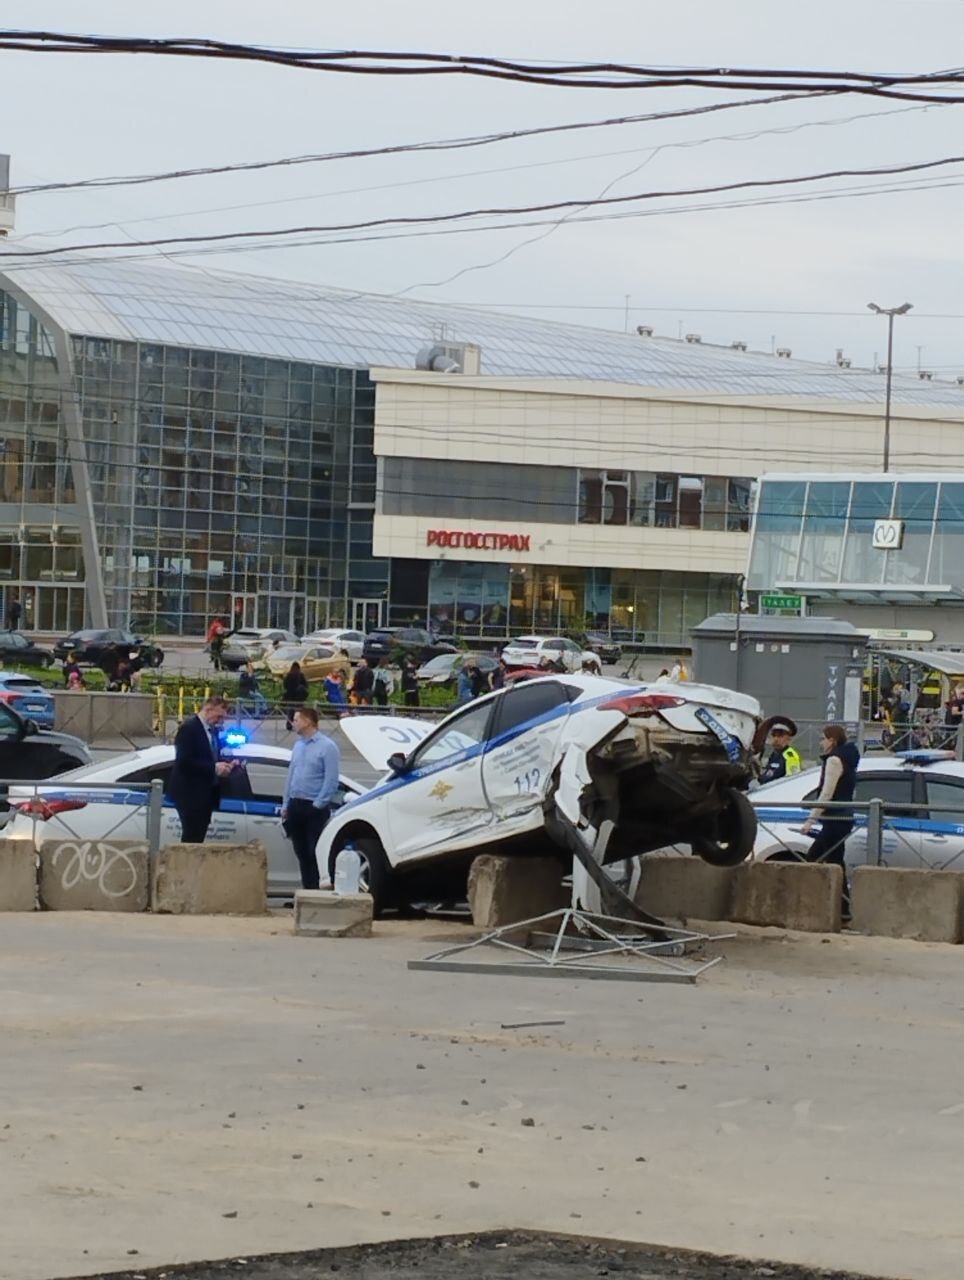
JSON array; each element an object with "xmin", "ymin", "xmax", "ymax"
[{"xmin": 1, "ymin": 913, "xmax": 962, "ymax": 1280}]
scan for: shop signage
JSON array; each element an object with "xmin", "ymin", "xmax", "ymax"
[
  {"xmin": 759, "ymin": 592, "xmax": 805, "ymax": 616},
  {"xmin": 427, "ymin": 529, "xmax": 531, "ymax": 552}
]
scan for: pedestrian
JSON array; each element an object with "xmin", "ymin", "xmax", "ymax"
[
  {"xmin": 456, "ymin": 660, "xmax": 474, "ymax": 705},
  {"xmin": 99, "ymin": 642, "xmax": 121, "ymax": 690},
  {"xmin": 67, "ymin": 668, "xmax": 86, "ymax": 691},
  {"xmin": 372, "ymin": 659, "xmax": 392, "ymax": 707},
  {"xmin": 323, "ymin": 667, "xmax": 347, "ymax": 707},
  {"xmin": 208, "ymin": 619, "xmax": 226, "ymax": 672},
  {"xmin": 282, "ymin": 661, "xmax": 309, "ymax": 731},
  {"xmin": 62, "ymin": 651, "xmax": 82, "ymax": 688},
  {"xmin": 6, "ymin": 594, "xmax": 21, "ymax": 631},
  {"xmin": 351, "ymin": 657, "xmax": 374, "ymax": 707},
  {"xmin": 801, "ymin": 723, "xmax": 861, "ymax": 919},
  {"xmin": 114, "ymin": 655, "xmax": 133, "ymax": 692},
  {"xmin": 759, "ymin": 719, "xmax": 803, "ymax": 785},
  {"xmin": 281, "ymin": 706, "xmax": 340, "ymax": 890},
  {"xmin": 238, "ymin": 660, "xmax": 266, "ymax": 717},
  {"xmin": 669, "ymin": 655, "xmax": 689, "ymax": 682},
  {"xmin": 468, "ymin": 658, "xmax": 488, "ymax": 699},
  {"xmin": 400, "ymin": 655, "xmax": 420, "ymax": 706},
  {"xmin": 165, "ymin": 695, "xmax": 237, "ymax": 843},
  {"xmin": 489, "ymin": 658, "xmax": 506, "ymax": 691}
]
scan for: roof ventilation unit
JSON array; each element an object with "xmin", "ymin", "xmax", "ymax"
[
  {"xmin": 776, "ymin": 347, "xmax": 792, "ymax": 358},
  {"xmin": 919, "ymin": 370, "xmax": 934, "ymax": 380},
  {"xmin": 730, "ymin": 340, "xmax": 747, "ymax": 351},
  {"xmin": 636, "ymin": 325, "xmax": 654, "ymax": 337},
  {"xmin": 684, "ymin": 333, "xmax": 702, "ymax": 343},
  {"xmin": 415, "ymin": 341, "xmax": 481, "ymax": 375},
  {"xmin": 835, "ymin": 348, "xmax": 851, "ymax": 368}
]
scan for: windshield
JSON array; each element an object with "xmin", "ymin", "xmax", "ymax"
[
  {"xmin": 271, "ymin": 645, "xmax": 307, "ymax": 661},
  {"xmin": 420, "ymin": 655, "xmax": 456, "ymax": 675}
]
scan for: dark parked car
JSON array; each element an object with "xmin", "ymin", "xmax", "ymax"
[
  {"xmin": 0, "ymin": 630, "xmax": 55, "ymax": 668},
  {"xmin": 571, "ymin": 631, "xmax": 622, "ymax": 665},
  {"xmin": 362, "ymin": 627, "xmax": 458, "ymax": 666},
  {"xmin": 53, "ymin": 628, "xmax": 165, "ymax": 669},
  {"xmin": 0, "ymin": 700, "xmax": 91, "ymax": 784}
]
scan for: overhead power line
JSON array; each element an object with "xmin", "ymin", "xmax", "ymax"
[
  {"xmin": 5, "ymin": 33, "xmax": 964, "ymax": 101},
  {"xmin": 6, "ymin": 92, "xmax": 820, "ymax": 198},
  {"xmin": 4, "ymin": 152, "xmax": 964, "ymax": 262}
]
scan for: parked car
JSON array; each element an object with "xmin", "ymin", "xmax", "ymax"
[
  {"xmin": 579, "ymin": 631, "xmax": 622, "ymax": 666},
  {"xmin": 300, "ymin": 629, "xmax": 366, "ymax": 662},
  {"xmin": 220, "ymin": 628, "xmax": 298, "ymax": 671},
  {"xmin": 363, "ymin": 627, "xmax": 458, "ymax": 666},
  {"xmin": 416, "ymin": 652, "xmax": 499, "ymax": 688},
  {"xmin": 0, "ymin": 631, "xmax": 55, "ymax": 668},
  {"xmin": 502, "ymin": 635, "xmax": 601, "ymax": 674},
  {"xmin": 1, "ymin": 743, "xmax": 362, "ymax": 897},
  {"xmin": 319, "ymin": 674, "xmax": 761, "ymax": 914},
  {"xmin": 751, "ymin": 749, "xmax": 964, "ymax": 871},
  {"xmin": 0, "ymin": 672, "xmax": 55, "ymax": 729},
  {"xmin": 54, "ymin": 628, "xmax": 165, "ymax": 669},
  {"xmin": 0, "ymin": 700, "xmax": 91, "ymax": 783},
  {"xmin": 263, "ymin": 643, "xmax": 352, "ymax": 683}
]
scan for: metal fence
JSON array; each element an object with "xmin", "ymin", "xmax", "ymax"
[{"xmin": 0, "ymin": 777, "xmax": 165, "ymax": 857}]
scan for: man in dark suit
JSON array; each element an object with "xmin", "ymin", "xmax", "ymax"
[{"xmin": 166, "ymin": 695, "xmax": 235, "ymax": 843}]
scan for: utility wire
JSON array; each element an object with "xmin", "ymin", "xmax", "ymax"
[
  {"xmin": 6, "ymin": 33, "xmax": 964, "ymax": 100},
  {"xmin": 5, "ymin": 152, "xmax": 964, "ymax": 261}
]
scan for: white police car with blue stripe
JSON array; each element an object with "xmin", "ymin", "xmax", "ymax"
[
  {"xmin": 751, "ymin": 750, "xmax": 964, "ymax": 871},
  {"xmin": 322, "ymin": 673, "xmax": 762, "ymax": 914},
  {"xmin": 1, "ymin": 742, "xmax": 363, "ymax": 897}
]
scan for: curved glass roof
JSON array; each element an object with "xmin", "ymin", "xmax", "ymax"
[{"xmin": 3, "ymin": 252, "xmax": 964, "ymax": 407}]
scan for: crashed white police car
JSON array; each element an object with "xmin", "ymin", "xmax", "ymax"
[{"xmin": 320, "ymin": 673, "xmax": 762, "ymax": 913}]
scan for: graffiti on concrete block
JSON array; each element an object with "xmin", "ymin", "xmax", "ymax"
[{"xmin": 50, "ymin": 841, "xmax": 143, "ymax": 899}]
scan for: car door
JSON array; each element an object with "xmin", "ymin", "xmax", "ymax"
[
  {"xmin": 482, "ymin": 680, "xmax": 573, "ymax": 823},
  {"xmin": 919, "ymin": 774, "xmax": 964, "ymax": 869},
  {"xmin": 117, "ymin": 760, "xmax": 181, "ymax": 845},
  {"xmin": 235, "ymin": 756, "xmax": 298, "ymax": 893},
  {"xmin": 559, "ymin": 638, "xmax": 583, "ymax": 672},
  {"xmin": 849, "ymin": 772, "xmax": 923, "ymax": 869},
  {"xmin": 387, "ymin": 699, "xmax": 495, "ymax": 864}
]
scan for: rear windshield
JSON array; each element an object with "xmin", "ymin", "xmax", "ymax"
[
  {"xmin": 368, "ymin": 631, "xmax": 396, "ymax": 642},
  {"xmin": 5, "ymin": 679, "xmax": 43, "ymax": 691},
  {"xmin": 508, "ymin": 637, "xmax": 538, "ymax": 648}
]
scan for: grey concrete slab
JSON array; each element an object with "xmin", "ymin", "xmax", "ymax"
[{"xmin": 1, "ymin": 916, "xmax": 961, "ymax": 1280}]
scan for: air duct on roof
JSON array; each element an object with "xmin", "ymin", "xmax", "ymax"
[
  {"xmin": 730, "ymin": 340, "xmax": 747, "ymax": 351},
  {"xmin": 684, "ymin": 333, "xmax": 702, "ymax": 343},
  {"xmin": 415, "ymin": 341, "xmax": 481, "ymax": 374},
  {"xmin": 776, "ymin": 347, "xmax": 792, "ymax": 358},
  {"xmin": 636, "ymin": 325, "xmax": 654, "ymax": 337}
]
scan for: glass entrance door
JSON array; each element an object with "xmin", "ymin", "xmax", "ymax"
[
  {"xmin": 259, "ymin": 594, "xmax": 299, "ymax": 632},
  {"xmin": 352, "ymin": 598, "xmax": 383, "ymax": 632},
  {"xmin": 303, "ymin": 598, "xmax": 329, "ymax": 634}
]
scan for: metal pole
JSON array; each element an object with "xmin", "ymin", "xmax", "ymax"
[
  {"xmin": 883, "ymin": 311, "xmax": 894, "ymax": 471},
  {"xmin": 866, "ymin": 797, "xmax": 883, "ymax": 866},
  {"xmin": 147, "ymin": 778, "xmax": 163, "ymax": 859}
]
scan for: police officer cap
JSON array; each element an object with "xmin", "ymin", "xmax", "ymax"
[{"xmin": 771, "ymin": 720, "xmax": 796, "ymax": 735}]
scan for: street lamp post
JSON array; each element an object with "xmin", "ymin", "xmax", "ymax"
[{"xmin": 868, "ymin": 302, "xmax": 913, "ymax": 471}]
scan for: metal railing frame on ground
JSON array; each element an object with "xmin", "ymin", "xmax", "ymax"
[
  {"xmin": 0, "ymin": 778, "xmax": 165, "ymax": 858},
  {"xmin": 752, "ymin": 797, "xmax": 964, "ymax": 871}
]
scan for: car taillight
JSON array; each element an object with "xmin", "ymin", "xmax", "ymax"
[
  {"xmin": 14, "ymin": 797, "xmax": 88, "ymax": 820},
  {"xmin": 598, "ymin": 693, "xmax": 686, "ymax": 716}
]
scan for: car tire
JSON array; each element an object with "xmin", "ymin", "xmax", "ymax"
[
  {"xmin": 151, "ymin": 648, "xmax": 164, "ymax": 668},
  {"xmin": 328, "ymin": 834, "xmax": 394, "ymax": 918},
  {"xmin": 692, "ymin": 787, "xmax": 757, "ymax": 867}
]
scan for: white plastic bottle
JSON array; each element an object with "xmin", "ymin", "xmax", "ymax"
[{"xmin": 334, "ymin": 845, "xmax": 362, "ymax": 895}]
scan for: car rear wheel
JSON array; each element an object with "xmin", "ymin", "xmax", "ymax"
[
  {"xmin": 328, "ymin": 834, "xmax": 394, "ymax": 918},
  {"xmin": 150, "ymin": 648, "xmax": 164, "ymax": 668},
  {"xmin": 692, "ymin": 787, "xmax": 757, "ymax": 867}
]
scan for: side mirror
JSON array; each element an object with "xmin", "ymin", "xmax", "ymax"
[
  {"xmin": 386, "ymin": 752, "xmax": 410, "ymax": 775},
  {"xmin": 22, "ymin": 718, "xmax": 39, "ymax": 737}
]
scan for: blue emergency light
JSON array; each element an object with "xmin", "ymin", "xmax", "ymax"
[
  {"xmin": 895, "ymin": 749, "xmax": 955, "ymax": 765},
  {"xmin": 222, "ymin": 728, "xmax": 248, "ymax": 749}
]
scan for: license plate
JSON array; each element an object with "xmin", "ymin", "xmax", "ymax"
[{"xmin": 24, "ymin": 703, "xmax": 46, "ymax": 712}]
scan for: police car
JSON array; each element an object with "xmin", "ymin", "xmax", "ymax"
[
  {"xmin": 1, "ymin": 742, "xmax": 363, "ymax": 897},
  {"xmin": 319, "ymin": 673, "xmax": 762, "ymax": 914},
  {"xmin": 751, "ymin": 750, "xmax": 964, "ymax": 870}
]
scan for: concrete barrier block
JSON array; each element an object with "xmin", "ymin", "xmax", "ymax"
[
  {"xmin": 851, "ymin": 867, "xmax": 962, "ymax": 943},
  {"xmin": 294, "ymin": 890, "xmax": 372, "ymax": 937},
  {"xmin": 731, "ymin": 861, "xmax": 843, "ymax": 933},
  {"xmin": 635, "ymin": 854, "xmax": 737, "ymax": 921},
  {"xmin": 39, "ymin": 839, "xmax": 149, "ymax": 912},
  {"xmin": 152, "ymin": 841, "xmax": 266, "ymax": 915},
  {"xmin": 467, "ymin": 854, "xmax": 567, "ymax": 932},
  {"xmin": 0, "ymin": 839, "xmax": 37, "ymax": 911}
]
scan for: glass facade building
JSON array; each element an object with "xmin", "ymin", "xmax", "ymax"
[
  {"xmin": 748, "ymin": 473, "xmax": 964, "ymax": 603},
  {"xmin": 5, "ymin": 254, "xmax": 964, "ymax": 640}
]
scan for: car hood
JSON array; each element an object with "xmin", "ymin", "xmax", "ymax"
[{"xmin": 338, "ymin": 715, "xmax": 433, "ymax": 771}]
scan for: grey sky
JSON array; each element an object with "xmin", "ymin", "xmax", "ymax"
[{"xmin": 6, "ymin": 1, "xmax": 964, "ymax": 377}]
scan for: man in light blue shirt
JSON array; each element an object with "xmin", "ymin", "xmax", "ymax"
[{"xmin": 282, "ymin": 706, "xmax": 340, "ymax": 890}]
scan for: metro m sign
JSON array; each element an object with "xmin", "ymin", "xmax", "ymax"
[
  {"xmin": 427, "ymin": 529, "xmax": 531, "ymax": 552},
  {"xmin": 872, "ymin": 519, "xmax": 904, "ymax": 551}
]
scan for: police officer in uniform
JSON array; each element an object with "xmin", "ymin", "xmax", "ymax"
[{"xmin": 759, "ymin": 719, "xmax": 802, "ymax": 785}]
